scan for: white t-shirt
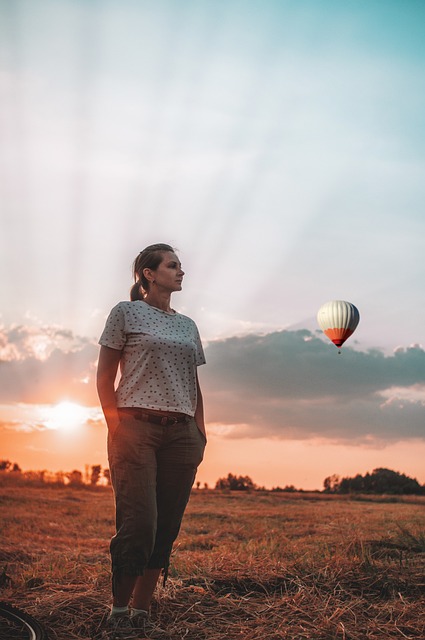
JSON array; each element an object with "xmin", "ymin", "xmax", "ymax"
[{"xmin": 99, "ymin": 300, "xmax": 206, "ymax": 416}]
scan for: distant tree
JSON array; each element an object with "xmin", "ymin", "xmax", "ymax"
[
  {"xmin": 67, "ymin": 470, "xmax": 83, "ymax": 486},
  {"xmin": 23, "ymin": 470, "xmax": 46, "ymax": 484},
  {"xmin": 340, "ymin": 473, "xmax": 365, "ymax": 493},
  {"xmin": 323, "ymin": 474, "xmax": 340, "ymax": 493},
  {"xmin": 55, "ymin": 471, "xmax": 66, "ymax": 485},
  {"xmin": 0, "ymin": 461, "xmax": 22, "ymax": 475},
  {"xmin": 90, "ymin": 465, "xmax": 102, "ymax": 486},
  {"xmin": 370, "ymin": 468, "xmax": 422, "ymax": 494},
  {"xmin": 103, "ymin": 469, "xmax": 111, "ymax": 485},
  {"xmin": 272, "ymin": 484, "xmax": 299, "ymax": 492},
  {"xmin": 333, "ymin": 468, "xmax": 423, "ymax": 495},
  {"xmin": 215, "ymin": 473, "xmax": 256, "ymax": 491}
]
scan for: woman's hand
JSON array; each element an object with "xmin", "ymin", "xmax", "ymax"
[
  {"xmin": 106, "ymin": 417, "xmax": 121, "ymax": 438},
  {"xmin": 96, "ymin": 345, "xmax": 122, "ymax": 433},
  {"xmin": 194, "ymin": 371, "xmax": 207, "ymax": 441}
]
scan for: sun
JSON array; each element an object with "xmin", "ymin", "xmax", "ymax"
[{"xmin": 43, "ymin": 401, "xmax": 91, "ymax": 432}]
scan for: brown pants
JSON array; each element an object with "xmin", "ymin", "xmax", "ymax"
[{"xmin": 108, "ymin": 411, "xmax": 206, "ymax": 590}]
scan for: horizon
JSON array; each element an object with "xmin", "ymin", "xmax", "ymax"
[{"xmin": 1, "ymin": 457, "xmax": 423, "ymax": 493}]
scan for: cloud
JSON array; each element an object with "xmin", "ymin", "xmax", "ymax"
[
  {"xmin": 202, "ymin": 330, "xmax": 425, "ymax": 445},
  {"xmin": 0, "ymin": 419, "xmax": 45, "ymax": 433},
  {"xmin": 1, "ymin": 324, "xmax": 424, "ymax": 446},
  {"xmin": 0, "ymin": 324, "xmax": 98, "ymax": 405},
  {"xmin": 0, "ymin": 324, "xmax": 91, "ymax": 361}
]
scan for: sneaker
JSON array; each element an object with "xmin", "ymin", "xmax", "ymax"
[
  {"xmin": 131, "ymin": 611, "xmax": 167, "ymax": 639},
  {"xmin": 104, "ymin": 612, "xmax": 136, "ymax": 639}
]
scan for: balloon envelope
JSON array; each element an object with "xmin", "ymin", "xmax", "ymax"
[{"xmin": 317, "ymin": 300, "xmax": 360, "ymax": 348}]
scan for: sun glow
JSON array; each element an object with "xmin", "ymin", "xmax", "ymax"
[{"xmin": 42, "ymin": 401, "xmax": 91, "ymax": 432}]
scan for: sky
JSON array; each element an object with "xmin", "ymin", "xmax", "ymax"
[{"xmin": 1, "ymin": 0, "xmax": 424, "ymax": 490}]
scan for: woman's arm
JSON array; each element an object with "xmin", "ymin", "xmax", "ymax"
[
  {"xmin": 194, "ymin": 370, "xmax": 206, "ymax": 440},
  {"xmin": 96, "ymin": 345, "xmax": 122, "ymax": 433}
]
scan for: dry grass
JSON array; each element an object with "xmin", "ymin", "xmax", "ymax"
[{"xmin": 0, "ymin": 486, "xmax": 424, "ymax": 639}]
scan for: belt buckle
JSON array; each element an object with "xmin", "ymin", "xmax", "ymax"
[{"xmin": 160, "ymin": 415, "xmax": 180, "ymax": 426}]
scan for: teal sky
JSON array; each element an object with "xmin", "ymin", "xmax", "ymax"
[{"xmin": 1, "ymin": 1, "xmax": 424, "ymax": 486}]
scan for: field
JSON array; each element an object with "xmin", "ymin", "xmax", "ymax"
[{"xmin": 0, "ymin": 486, "xmax": 424, "ymax": 639}]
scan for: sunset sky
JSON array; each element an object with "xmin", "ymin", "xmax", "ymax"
[{"xmin": 1, "ymin": 0, "xmax": 425, "ymax": 489}]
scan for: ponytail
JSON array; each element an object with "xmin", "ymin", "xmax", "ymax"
[{"xmin": 130, "ymin": 281, "xmax": 144, "ymax": 301}]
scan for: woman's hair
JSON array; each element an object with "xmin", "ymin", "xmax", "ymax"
[{"xmin": 130, "ymin": 243, "xmax": 175, "ymax": 301}]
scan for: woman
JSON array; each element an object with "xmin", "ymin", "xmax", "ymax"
[{"xmin": 97, "ymin": 243, "xmax": 206, "ymax": 639}]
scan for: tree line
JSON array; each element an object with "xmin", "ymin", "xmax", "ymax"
[
  {"xmin": 323, "ymin": 467, "xmax": 425, "ymax": 495},
  {"xmin": 213, "ymin": 469, "xmax": 425, "ymax": 495},
  {"xmin": 0, "ymin": 460, "xmax": 110, "ymax": 486},
  {"xmin": 1, "ymin": 461, "xmax": 424, "ymax": 494}
]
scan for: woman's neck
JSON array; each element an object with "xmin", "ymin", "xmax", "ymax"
[{"xmin": 143, "ymin": 291, "xmax": 173, "ymax": 313}]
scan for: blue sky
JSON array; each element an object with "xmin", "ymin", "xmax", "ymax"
[{"xmin": 1, "ymin": 0, "xmax": 424, "ymax": 487}]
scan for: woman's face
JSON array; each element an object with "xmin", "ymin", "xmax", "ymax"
[{"xmin": 146, "ymin": 251, "xmax": 185, "ymax": 293}]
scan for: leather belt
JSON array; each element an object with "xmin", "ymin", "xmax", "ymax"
[{"xmin": 119, "ymin": 408, "xmax": 190, "ymax": 426}]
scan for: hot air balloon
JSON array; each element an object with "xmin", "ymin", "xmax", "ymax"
[{"xmin": 317, "ymin": 300, "xmax": 360, "ymax": 352}]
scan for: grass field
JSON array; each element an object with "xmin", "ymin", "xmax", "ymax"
[{"xmin": 0, "ymin": 485, "xmax": 424, "ymax": 639}]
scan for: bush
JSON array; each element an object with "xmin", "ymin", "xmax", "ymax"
[{"xmin": 215, "ymin": 473, "xmax": 256, "ymax": 491}]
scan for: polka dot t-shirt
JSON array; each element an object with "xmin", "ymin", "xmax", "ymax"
[{"xmin": 99, "ymin": 300, "xmax": 206, "ymax": 416}]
